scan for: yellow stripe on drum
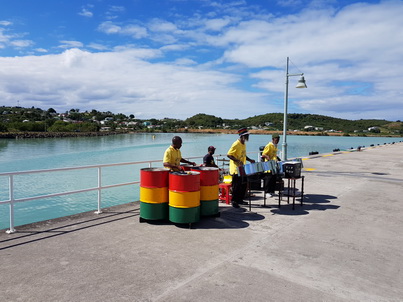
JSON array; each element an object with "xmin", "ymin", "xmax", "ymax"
[
  {"xmin": 140, "ymin": 186, "xmax": 168, "ymax": 204},
  {"xmin": 200, "ymin": 185, "xmax": 219, "ymax": 201},
  {"xmin": 169, "ymin": 190, "xmax": 200, "ymax": 208}
]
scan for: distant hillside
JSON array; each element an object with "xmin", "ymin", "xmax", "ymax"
[
  {"xmin": 1, "ymin": 106, "xmax": 402, "ymax": 136},
  {"xmin": 242, "ymin": 113, "xmax": 391, "ymax": 132},
  {"xmin": 186, "ymin": 113, "xmax": 402, "ymax": 135}
]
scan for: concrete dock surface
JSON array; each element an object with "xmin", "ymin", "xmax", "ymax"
[{"xmin": 1, "ymin": 143, "xmax": 403, "ymax": 302}]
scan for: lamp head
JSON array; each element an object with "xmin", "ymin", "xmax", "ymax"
[{"xmin": 296, "ymin": 75, "xmax": 307, "ymax": 88}]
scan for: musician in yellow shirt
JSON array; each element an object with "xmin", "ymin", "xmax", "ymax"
[
  {"xmin": 227, "ymin": 128, "xmax": 255, "ymax": 208},
  {"xmin": 163, "ymin": 136, "xmax": 196, "ymax": 171},
  {"xmin": 261, "ymin": 133, "xmax": 281, "ymax": 196}
]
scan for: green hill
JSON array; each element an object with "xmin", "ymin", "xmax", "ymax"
[
  {"xmin": 1, "ymin": 106, "xmax": 402, "ymax": 135},
  {"xmin": 186, "ymin": 113, "xmax": 402, "ymax": 135}
]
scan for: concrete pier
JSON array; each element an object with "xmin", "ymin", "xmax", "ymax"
[{"xmin": 1, "ymin": 143, "xmax": 402, "ymax": 302}]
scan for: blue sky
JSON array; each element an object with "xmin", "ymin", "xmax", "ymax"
[{"xmin": 1, "ymin": 0, "xmax": 402, "ymax": 121}]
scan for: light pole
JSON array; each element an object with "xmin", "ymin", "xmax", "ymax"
[{"xmin": 282, "ymin": 57, "xmax": 307, "ymax": 161}]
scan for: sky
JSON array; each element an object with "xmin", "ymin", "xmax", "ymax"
[{"xmin": 1, "ymin": 0, "xmax": 403, "ymax": 121}]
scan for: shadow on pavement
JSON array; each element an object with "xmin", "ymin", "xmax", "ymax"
[
  {"xmin": 270, "ymin": 194, "xmax": 339, "ymax": 216},
  {"xmin": 0, "ymin": 208, "xmax": 139, "ymax": 250},
  {"xmin": 194, "ymin": 207, "xmax": 265, "ymax": 230}
]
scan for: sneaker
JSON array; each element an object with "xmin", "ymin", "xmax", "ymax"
[
  {"xmin": 239, "ymin": 200, "xmax": 249, "ymax": 205},
  {"xmin": 266, "ymin": 193, "xmax": 273, "ymax": 198},
  {"xmin": 231, "ymin": 202, "xmax": 240, "ymax": 208}
]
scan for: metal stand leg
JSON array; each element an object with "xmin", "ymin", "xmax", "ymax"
[
  {"xmin": 292, "ymin": 179, "xmax": 296, "ymax": 210},
  {"xmin": 248, "ymin": 180, "xmax": 251, "ymax": 211},
  {"xmin": 281, "ymin": 177, "xmax": 304, "ymax": 210}
]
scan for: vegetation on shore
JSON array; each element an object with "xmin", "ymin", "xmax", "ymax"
[{"xmin": 1, "ymin": 106, "xmax": 402, "ymax": 138}]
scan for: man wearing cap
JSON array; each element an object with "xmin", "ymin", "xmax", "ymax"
[
  {"xmin": 163, "ymin": 136, "xmax": 196, "ymax": 172},
  {"xmin": 203, "ymin": 146, "xmax": 218, "ymax": 168},
  {"xmin": 227, "ymin": 127, "xmax": 256, "ymax": 208},
  {"xmin": 261, "ymin": 133, "xmax": 281, "ymax": 196}
]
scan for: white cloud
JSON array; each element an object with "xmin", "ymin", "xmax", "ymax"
[
  {"xmin": 204, "ymin": 17, "xmax": 232, "ymax": 31},
  {"xmin": 88, "ymin": 43, "xmax": 109, "ymax": 51},
  {"xmin": 149, "ymin": 19, "xmax": 178, "ymax": 32},
  {"xmin": 0, "ymin": 48, "xmax": 265, "ymax": 119},
  {"xmin": 205, "ymin": 1, "xmax": 403, "ymax": 120},
  {"xmin": 0, "ymin": 21, "xmax": 12, "ymax": 26},
  {"xmin": 173, "ymin": 58, "xmax": 197, "ymax": 65},
  {"xmin": 109, "ymin": 5, "xmax": 125, "ymax": 13},
  {"xmin": 35, "ymin": 48, "xmax": 48, "ymax": 53},
  {"xmin": 98, "ymin": 21, "xmax": 121, "ymax": 34},
  {"xmin": 121, "ymin": 25, "xmax": 148, "ymax": 39},
  {"xmin": 58, "ymin": 40, "xmax": 84, "ymax": 49},
  {"xmin": 98, "ymin": 21, "xmax": 148, "ymax": 39},
  {"xmin": 10, "ymin": 40, "xmax": 33, "ymax": 48},
  {"xmin": 106, "ymin": 5, "xmax": 125, "ymax": 20},
  {"xmin": 78, "ymin": 8, "xmax": 93, "ymax": 18},
  {"xmin": 220, "ymin": 2, "xmax": 403, "ymax": 67},
  {"xmin": 0, "ymin": 24, "xmax": 33, "ymax": 50}
]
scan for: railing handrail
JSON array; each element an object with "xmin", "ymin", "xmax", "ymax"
[
  {"xmin": 0, "ymin": 151, "xmax": 258, "ymax": 233},
  {"xmin": 0, "ymin": 160, "xmax": 161, "ymax": 177},
  {"xmin": 0, "ymin": 152, "xmax": 237, "ymax": 177}
]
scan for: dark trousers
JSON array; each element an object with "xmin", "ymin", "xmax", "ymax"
[
  {"xmin": 231, "ymin": 174, "xmax": 247, "ymax": 203},
  {"xmin": 263, "ymin": 172, "xmax": 276, "ymax": 194}
]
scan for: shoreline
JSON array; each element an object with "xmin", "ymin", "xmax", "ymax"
[
  {"xmin": 0, "ymin": 131, "xmax": 129, "ymax": 139},
  {"xmin": 1, "ymin": 129, "xmax": 401, "ymax": 139},
  {"xmin": 179, "ymin": 128, "xmax": 398, "ymax": 137}
]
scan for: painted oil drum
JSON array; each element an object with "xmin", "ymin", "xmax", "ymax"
[
  {"xmin": 191, "ymin": 167, "xmax": 219, "ymax": 216},
  {"xmin": 169, "ymin": 171, "xmax": 200, "ymax": 192},
  {"xmin": 169, "ymin": 171, "xmax": 200, "ymax": 224},
  {"xmin": 140, "ymin": 167, "xmax": 169, "ymax": 188},
  {"xmin": 140, "ymin": 168, "xmax": 169, "ymax": 221},
  {"xmin": 190, "ymin": 167, "xmax": 219, "ymax": 186}
]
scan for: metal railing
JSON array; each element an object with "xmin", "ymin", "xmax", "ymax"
[{"xmin": 0, "ymin": 152, "xmax": 239, "ymax": 234}]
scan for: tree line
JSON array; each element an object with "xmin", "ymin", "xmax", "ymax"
[{"xmin": 1, "ymin": 106, "xmax": 402, "ymax": 135}]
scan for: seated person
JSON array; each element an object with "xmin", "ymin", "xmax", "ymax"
[{"xmin": 203, "ymin": 146, "xmax": 218, "ymax": 168}]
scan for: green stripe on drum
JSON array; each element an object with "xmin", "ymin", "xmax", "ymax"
[
  {"xmin": 200, "ymin": 199, "xmax": 219, "ymax": 216},
  {"xmin": 169, "ymin": 206, "xmax": 200, "ymax": 224},
  {"xmin": 140, "ymin": 201, "xmax": 169, "ymax": 220}
]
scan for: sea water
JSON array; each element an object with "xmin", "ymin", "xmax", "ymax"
[{"xmin": 1, "ymin": 133, "xmax": 401, "ymax": 229}]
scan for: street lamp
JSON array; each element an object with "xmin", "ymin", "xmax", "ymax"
[{"xmin": 282, "ymin": 57, "xmax": 307, "ymax": 161}]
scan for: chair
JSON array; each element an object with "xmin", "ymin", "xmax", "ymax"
[{"xmin": 219, "ymin": 183, "xmax": 232, "ymax": 204}]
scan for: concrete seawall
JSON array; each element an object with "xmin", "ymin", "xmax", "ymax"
[{"xmin": 1, "ymin": 143, "xmax": 402, "ymax": 301}]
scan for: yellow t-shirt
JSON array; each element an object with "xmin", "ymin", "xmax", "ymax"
[
  {"xmin": 163, "ymin": 145, "xmax": 182, "ymax": 168},
  {"xmin": 262, "ymin": 142, "xmax": 278, "ymax": 161},
  {"xmin": 227, "ymin": 139, "xmax": 246, "ymax": 175}
]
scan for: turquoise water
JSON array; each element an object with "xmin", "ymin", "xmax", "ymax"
[{"xmin": 1, "ymin": 133, "xmax": 402, "ymax": 229}]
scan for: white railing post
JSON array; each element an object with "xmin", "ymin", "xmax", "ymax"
[
  {"xmin": 6, "ymin": 175, "xmax": 16, "ymax": 234},
  {"xmin": 95, "ymin": 167, "xmax": 102, "ymax": 214}
]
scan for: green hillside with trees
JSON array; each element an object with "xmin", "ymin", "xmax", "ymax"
[
  {"xmin": 1, "ymin": 106, "xmax": 402, "ymax": 136},
  {"xmin": 186, "ymin": 113, "xmax": 402, "ymax": 135}
]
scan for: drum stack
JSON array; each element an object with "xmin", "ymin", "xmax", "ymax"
[
  {"xmin": 139, "ymin": 168, "xmax": 169, "ymax": 222},
  {"xmin": 140, "ymin": 166, "xmax": 221, "ymax": 226},
  {"xmin": 191, "ymin": 167, "xmax": 220, "ymax": 217},
  {"xmin": 168, "ymin": 171, "xmax": 201, "ymax": 224}
]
